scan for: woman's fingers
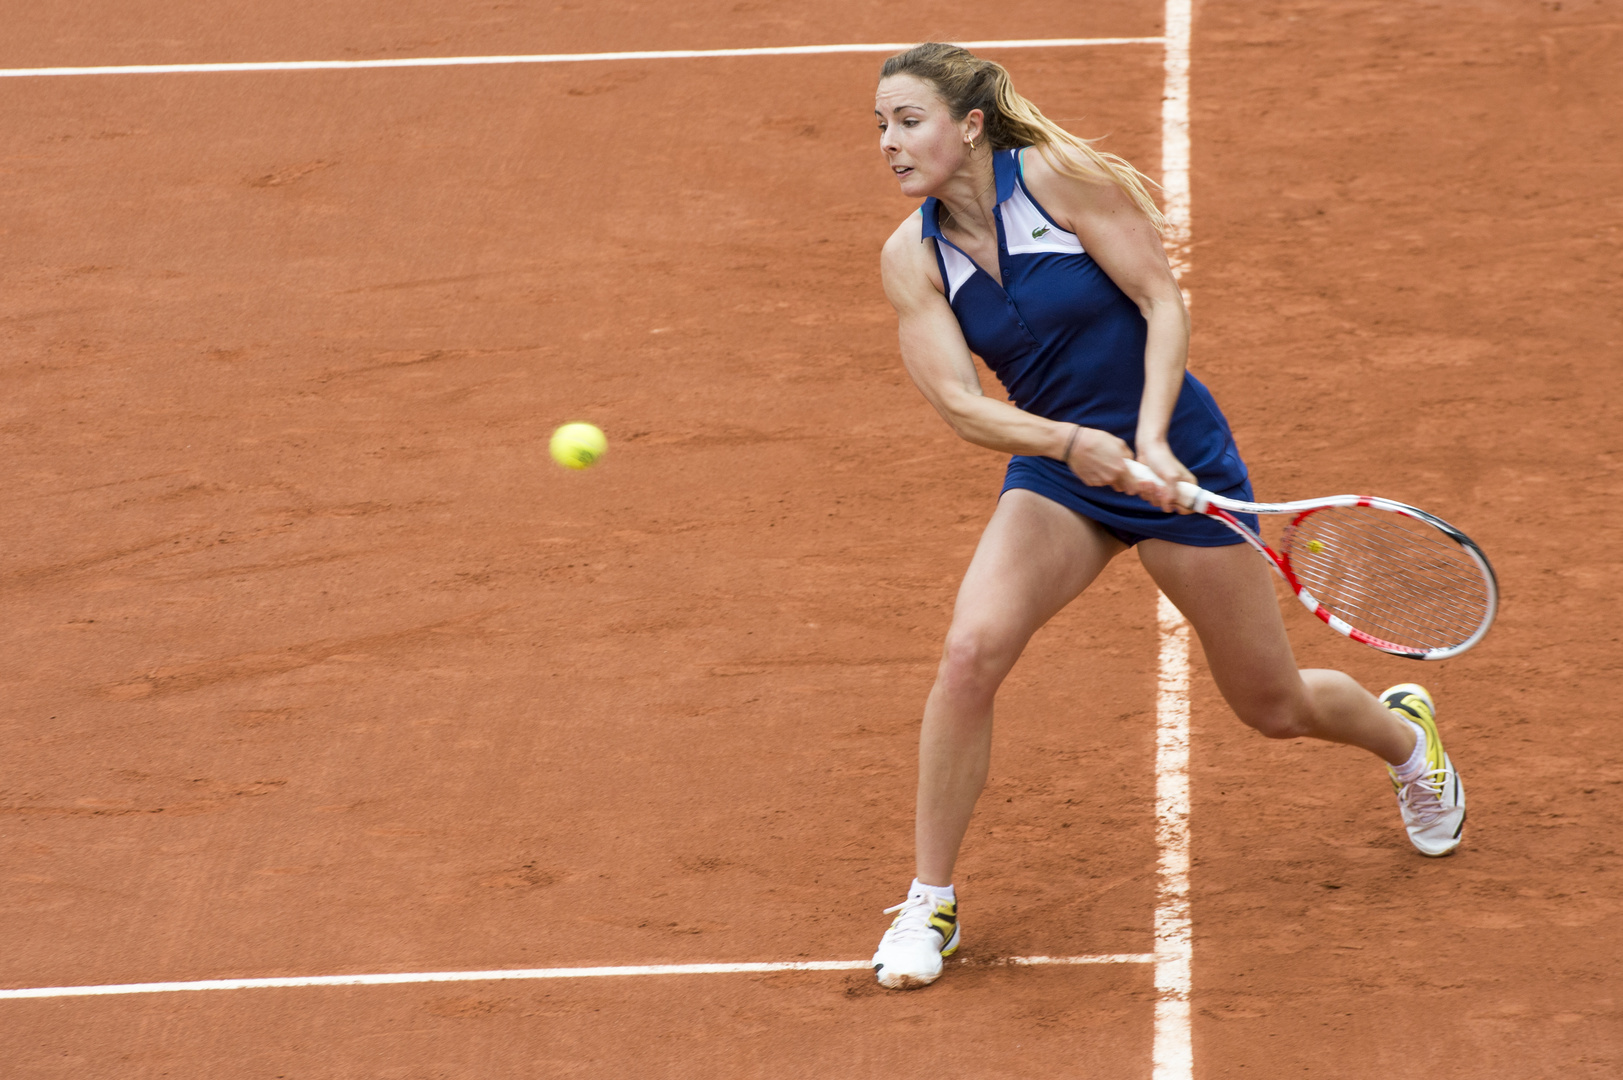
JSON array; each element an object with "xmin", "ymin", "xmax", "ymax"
[
  {"xmin": 1068, "ymin": 428, "xmax": 1134, "ymax": 488},
  {"xmin": 1129, "ymin": 451, "xmax": 1195, "ymax": 513},
  {"xmin": 1119, "ymin": 457, "xmax": 1171, "ymax": 504}
]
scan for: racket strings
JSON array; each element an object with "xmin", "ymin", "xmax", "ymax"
[{"xmin": 1282, "ymin": 507, "xmax": 1490, "ymax": 651}]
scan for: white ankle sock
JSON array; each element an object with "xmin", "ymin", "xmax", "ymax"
[
  {"xmin": 1391, "ymin": 718, "xmax": 1428, "ymax": 781},
  {"xmin": 910, "ymin": 878, "xmax": 955, "ymax": 904}
]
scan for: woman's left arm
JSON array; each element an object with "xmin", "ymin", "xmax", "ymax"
[{"xmin": 1022, "ymin": 149, "xmax": 1192, "ymax": 513}]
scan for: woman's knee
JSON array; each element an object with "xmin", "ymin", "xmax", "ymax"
[
  {"xmin": 936, "ymin": 623, "xmax": 1022, "ymax": 699},
  {"xmin": 1232, "ymin": 692, "xmax": 1313, "ymax": 740}
]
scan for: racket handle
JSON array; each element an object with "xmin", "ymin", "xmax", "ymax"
[{"xmin": 1124, "ymin": 459, "xmax": 1208, "ymax": 511}]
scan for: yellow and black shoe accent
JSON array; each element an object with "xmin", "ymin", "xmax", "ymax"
[{"xmin": 871, "ymin": 893, "xmax": 961, "ymax": 990}]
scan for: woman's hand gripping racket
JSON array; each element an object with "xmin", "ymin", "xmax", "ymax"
[{"xmin": 1124, "ymin": 461, "xmax": 1499, "ymax": 660}]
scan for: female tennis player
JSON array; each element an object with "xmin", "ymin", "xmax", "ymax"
[{"xmin": 868, "ymin": 43, "xmax": 1466, "ymax": 990}]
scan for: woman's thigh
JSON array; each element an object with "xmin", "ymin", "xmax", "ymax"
[
  {"xmin": 1135, "ymin": 538, "xmax": 1309, "ymax": 725},
  {"xmin": 945, "ymin": 490, "xmax": 1126, "ymax": 669}
]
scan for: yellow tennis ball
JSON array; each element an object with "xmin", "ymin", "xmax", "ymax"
[
  {"xmin": 549, "ymin": 422, "xmax": 607, "ymax": 470},
  {"xmin": 1306, "ymin": 539, "xmax": 1326, "ymax": 555}
]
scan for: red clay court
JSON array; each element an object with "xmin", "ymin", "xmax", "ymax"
[{"xmin": 2, "ymin": 1, "xmax": 1619, "ymax": 1076}]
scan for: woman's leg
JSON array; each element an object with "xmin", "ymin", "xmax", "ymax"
[
  {"xmin": 1134, "ymin": 539, "xmax": 1417, "ymax": 762},
  {"xmin": 915, "ymin": 490, "xmax": 1126, "ymax": 886}
]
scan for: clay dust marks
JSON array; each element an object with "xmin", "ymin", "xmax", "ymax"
[
  {"xmin": 95, "ymin": 607, "xmax": 507, "ymax": 701},
  {"xmin": 0, "ymin": 780, "xmax": 288, "ymax": 821},
  {"xmin": 246, "ymin": 159, "xmax": 334, "ymax": 187}
]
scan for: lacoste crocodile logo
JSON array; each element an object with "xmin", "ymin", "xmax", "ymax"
[{"xmin": 1031, "ymin": 225, "xmax": 1051, "ymax": 239}]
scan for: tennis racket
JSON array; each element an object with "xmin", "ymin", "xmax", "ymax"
[{"xmin": 1124, "ymin": 461, "xmax": 1498, "ymax": 660}]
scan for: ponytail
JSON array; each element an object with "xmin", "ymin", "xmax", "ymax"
[{"xmin": 879, "ymin": 43, "xmax": 1166, "ymax": 231}]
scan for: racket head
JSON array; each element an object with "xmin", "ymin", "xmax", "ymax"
[{"xmin": 1277, "ymin": 498, "xmax": 1498, "ymax": 660}]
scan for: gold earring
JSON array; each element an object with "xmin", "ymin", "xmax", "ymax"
[{"xmin": 967, "ymin": 136, "xmax": 976, "ymax": 151}]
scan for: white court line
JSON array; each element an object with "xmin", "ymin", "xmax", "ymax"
[
  {"xmin": 1153, "ymin": 8, "xmax": 1196, "ymax": 1078},
  {"xmin": 1152, "ymin": 595, "xmax": 1194, "ymax": 1080},
  {"xmin": 0, "ymin": 38, "xmax": 1163, "ymax": 79},
  {"xmin": 0, "ymin": 955, "xmax": 1154, "ymax": 1001},
  {"xmin": 1160, "ymin": 0, "xmax": 1194, "ymax": 307}
]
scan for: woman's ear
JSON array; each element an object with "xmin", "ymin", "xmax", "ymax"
[{"xmin": 962, "ymin": 108, "xmax": 985, "ymax": 145}]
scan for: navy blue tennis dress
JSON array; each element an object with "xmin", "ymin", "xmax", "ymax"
[{"xmin": 921, "ymin": 147, "xmax": 1255, "ymax": 546}]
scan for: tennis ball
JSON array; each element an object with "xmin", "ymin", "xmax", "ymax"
[
  {"xmin": 549, "ymin": 422, "xmax": 607, "ymax": 470},
  {"xmin": 1306, "ymin": 539, "xmax": 1326, "ymax": 555}
]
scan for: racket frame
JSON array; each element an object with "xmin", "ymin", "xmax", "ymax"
[{"xmin": 1124, "ymin": 462, "xmax": 1499, "ymax": 660}]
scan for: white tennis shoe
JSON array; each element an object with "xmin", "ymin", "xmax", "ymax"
[
  {"xmin": 1382, "ymin": 683, "xmax": 1466, "ymax": 857},
  {"xmin": 871, "ymin": 890, "xmax": 960, "ymax": 989}
]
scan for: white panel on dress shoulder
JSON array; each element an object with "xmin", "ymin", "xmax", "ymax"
[
  {"xmin": 937, "ymin": 242, "xmax": 978, "ymax": 303},
  {"xmin": 1002, "ymin": 184, "xmax": 1085, "ymax": 257}
]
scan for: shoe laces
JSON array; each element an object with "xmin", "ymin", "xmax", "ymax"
[
  {"xmin": 881, "ymin": 894, "xmax": 947, "ymax": 947},
  {"xmin": 1395, "ymin": 766, "xmax": 1450, "ymax": 824}
]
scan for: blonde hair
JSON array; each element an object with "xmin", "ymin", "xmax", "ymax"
[{"xmin": 879, "ymin": 42, "xmax": 1166, "ymax": 231}]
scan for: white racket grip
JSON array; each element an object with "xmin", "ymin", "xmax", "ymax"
[{"xmin": 1123, "ymin": 459, "xmax": 1210, "ymax": 512}]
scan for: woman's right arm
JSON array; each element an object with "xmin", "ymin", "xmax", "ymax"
[{"xmin": 880, "ymin": 218, "xmax": 1134, "ymax": 488}]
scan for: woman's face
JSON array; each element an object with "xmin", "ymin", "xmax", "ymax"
[{"xmin": 875, "ymin": 74, "xmax": 979, "ymax": 199}]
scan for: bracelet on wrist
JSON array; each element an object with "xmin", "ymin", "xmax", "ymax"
[{"xmin": 1061, "ymin": 424, "xmax": 1082, "ymax": 465}]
